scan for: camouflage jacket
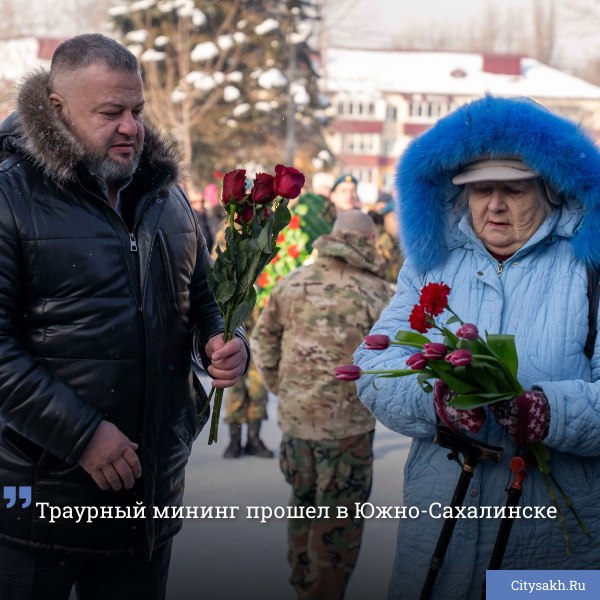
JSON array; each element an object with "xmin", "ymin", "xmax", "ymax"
[{"xmin": 251, "ymin": 230, "xmax": 393, "ymax": 440}]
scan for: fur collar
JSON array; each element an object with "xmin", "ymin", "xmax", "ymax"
[
  {"xmin": 9, "ymin": 69, "xmax": 180, "ymax": 193},
  {"xmin": 397, "ymin": 95, "xmax": 600, "ymax": 270}
]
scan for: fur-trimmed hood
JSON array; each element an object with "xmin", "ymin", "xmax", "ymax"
[
  {"xmin": 397, "ymin": 95, "xmax": 600, "ymax": 271},
  {"xmin": 0, "ymin": 69, "xmax": 181, "ymax": 193}
]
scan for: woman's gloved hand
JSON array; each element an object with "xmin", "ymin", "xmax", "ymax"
[
  {"xmin": 433, "ymin": 380, "xmax": 486, "ymax": 434},
  {"xmin": 489, "ymin": 390, "xmax": 550, "ymax": 445}
]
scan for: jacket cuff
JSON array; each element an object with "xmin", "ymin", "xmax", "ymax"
[{"xmin": 64, "ymin": 412, "xmax": 104, "ymax": 465}]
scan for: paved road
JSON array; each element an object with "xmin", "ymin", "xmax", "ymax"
[{"xmin": 167, "ymin": 391, "xmax": 411, "ymax": 600}]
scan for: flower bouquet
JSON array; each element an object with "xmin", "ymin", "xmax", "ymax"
[
  {"xmin": 335, "ymin": 282, "xmax": 589, "ymax": 553},
  {"xmin": 199, "ymin": 164, "xmax": 304, "ymax": 444}
]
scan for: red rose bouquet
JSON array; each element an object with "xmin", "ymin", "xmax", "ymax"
[
  {"xmin": 335, "ymin": 282, "xmax": 589, "ymax": 552},
  {"xmin": 199, "ymin": 164, "xmax": 304, "ymax": 444}
]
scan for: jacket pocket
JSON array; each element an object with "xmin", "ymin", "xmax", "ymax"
[{"xmin": 157, "ymin": 230, "xmax": 177, "ymax": 306}]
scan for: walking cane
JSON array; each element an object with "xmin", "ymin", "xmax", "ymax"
[
  {"xmin": 481, "ymin": 453, "xmax": 528, "ymax": 600},
  {"xmin": 419, "ymin": 425, "xmax": 503, "ymax": 600}
]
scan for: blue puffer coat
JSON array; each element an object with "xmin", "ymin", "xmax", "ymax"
[{"xmin": 355, "ymin": 96, "xmax": 600, "ymax": 599}]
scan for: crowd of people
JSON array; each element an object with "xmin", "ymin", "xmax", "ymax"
[{"xmin": 0, "ymin": 32, "xmax": 598, "ymax": 600}]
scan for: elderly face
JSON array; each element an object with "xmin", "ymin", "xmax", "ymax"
[
  {"xmin": 49, "ymin": 62, "xmax": 145, "ymax": 184},
  {"xmin": 330, "ymin": 181, "xmax": 360, "ymax": 213},
  {"xmin": 468, "ymin": 179, "xmax": 546, "ymax": 256}
]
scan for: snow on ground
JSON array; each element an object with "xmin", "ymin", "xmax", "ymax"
[{"xmin": 166, "ymin": 388, "xmax": 411, "ymax": 600}]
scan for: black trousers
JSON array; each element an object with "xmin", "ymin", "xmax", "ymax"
[{"xmin": 0, "ymin": 538, "xmax": 172, "ymax": 600}]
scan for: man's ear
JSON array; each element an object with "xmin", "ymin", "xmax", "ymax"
[{"xmin": 48, "ymin": 93, "xmax": 65, "ymax": 113}]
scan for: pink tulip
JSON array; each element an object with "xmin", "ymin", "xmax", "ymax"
[
  {"xmin": 364, "ymin": 335, "xmax": 391, "ymax": 350},
  {"xmin": 445, "ymin": 349, "xmax": 473, "ymax": 366},
  {"xmin": 334, "ymin": 365, "xmax": 362, "ymax": 381},
  {"xmin": 422, "ymin": 343, "xmax": 448, "ymax": 360},
  {"xmin": 406, "ymin": 353, "xmax": 429, "ymax": 370},
  {"xmin": 456, "ymin": 323, "xmax": 479, "ymax": 340}
]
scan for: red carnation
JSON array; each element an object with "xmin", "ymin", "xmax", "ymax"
[
  {"xmin": 273, "ymin": 164, "xmax": 305, "ymax": 199},
  {"xmin": 419, "ymin": 283, "xmax": 451, "ymax": 316},
  {"xmin": 409, "ymin": 304, "xmax": 430, "ymax": 333},
  {"xmin": 222, "ymin": 169, "xmax": 247, "ymax": 205},
  {"xmin": 251, "ymin": 172, "xmax": 276, "ymax": 204}
]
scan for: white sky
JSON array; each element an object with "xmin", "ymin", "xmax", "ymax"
[
  {"xmin": 29, "ymin": 0, "xmax": 600, "ymax": 71},
  {"xmin": 323, "ymin": 0, "xmax": 597, "ymax": 69}
]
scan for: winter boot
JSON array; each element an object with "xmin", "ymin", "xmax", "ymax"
[
  {"xmin": 223, "ymin": 423, "xmax": 242, "ymax": 459},
  {"xmin": 244, "ymin": 421, "xmax": 274, "ymax": 458}
]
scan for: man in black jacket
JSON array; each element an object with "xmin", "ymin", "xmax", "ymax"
[{"xmin": 0, "ymin": 34, "xmax": 247, "ymax": 599}]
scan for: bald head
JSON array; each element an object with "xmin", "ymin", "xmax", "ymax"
[{"xmin": 332, "ymin": 209, "xmax": 376, "ymax": 238}]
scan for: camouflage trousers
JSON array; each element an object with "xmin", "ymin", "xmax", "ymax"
[
  {"xmin": 279, "ymin": 431, "xmax": 374, "ymax": 600},
  {"xmin": 223, "ymin": 358, "xmax": 268, "ymax": 424}
]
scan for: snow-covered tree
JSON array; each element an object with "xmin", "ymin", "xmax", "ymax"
[{"xmin": 109, "ymin": 0, "xmax": 330, "ymax": 182}]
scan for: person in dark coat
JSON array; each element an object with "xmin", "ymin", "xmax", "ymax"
[{"xmin": 0, "ymin": 33, "xmax": 247, "ymax": 600}]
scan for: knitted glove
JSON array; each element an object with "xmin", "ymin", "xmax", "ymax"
[
  {"xmin": 489, "ymin": 390, "xmax": 550, "ymax": 445},
  {"xmin": 433, "ymin": 380, "xmax": 486, "ymax": 434}
]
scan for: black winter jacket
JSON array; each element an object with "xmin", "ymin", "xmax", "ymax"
[{"xmin": 0, "ymin": 70, "xmax": 226, "ymax": 557}]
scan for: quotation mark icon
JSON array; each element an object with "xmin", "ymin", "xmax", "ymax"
[{"xmin": 2, "ymin": 486, "xmax": 31, "ymax": 508}]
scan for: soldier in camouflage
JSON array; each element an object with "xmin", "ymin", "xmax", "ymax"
[{"xmin": 251, "ymin": 210, "xmax": 392, "ymax": 600}]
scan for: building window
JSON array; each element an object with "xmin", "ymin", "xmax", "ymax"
[
  {"xmin": 342, "ymin": 133, "xmax": 379, "ymax": 154},
  {"xmin": 409, "ymin": 99, "xmax": 451, "ymax": 119},
  {"xmin": 335, "ymin": 98, "xmax": 378, "ymax": 120}
]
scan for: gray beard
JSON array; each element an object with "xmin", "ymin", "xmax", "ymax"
[{"xmin": 88, "ymin": 152, "xmax": 141, "ymax": 184}]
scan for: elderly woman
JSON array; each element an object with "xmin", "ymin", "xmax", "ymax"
[{"xmin": 355, "ymin": 96, "xmax": 600, "ymax": 599}]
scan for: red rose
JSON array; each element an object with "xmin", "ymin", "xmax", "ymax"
[
  {"xmin": 270, "ymin": 254, "xmax": 280, "ymax": 264},
  {"xmin": 251, "ymin": 172, "xmax": 276, "ymax": 204},
  {"xmin": 288, "ymin": 214, "xmax": 301, "ymax": 230},
  {"xmin": 277, "ymin": 233, "xmax": 286, "ymax": 244},
  {"xmin": 409, "ymin": 304, "xmax": 430, "ymax": 333},
  {"xmin": 288, "ymin": 244, "xmax": 300, "ymax": 259},
  {"xmin": 222, "ymin": 169, "xmax": 247, "ymax": 205},
  {"xmin": 419, "ymin": 283, "xmax": 451, "ymax": 316},
  {"xmin": 256, "ymin": 272, "xmax": 269, "ymax": 288},
  {"xmin": 364, "ymin": 335, "xmax": 391, "ymax": 350},
  {"xmin": 234, "ymin": 205, "xmax": 253, "ymax": 224},
  {"xmin": 334, "ymin": 365, "xmax": 362, "ymax": 381},
  {"xmin": 273, "ymin": 164, "xmax": 305, "ymax": 199}
]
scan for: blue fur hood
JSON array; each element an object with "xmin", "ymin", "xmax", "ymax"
[{"xmin": 396, "ymin": 95, "xmax": 600, "ymax": 271}]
